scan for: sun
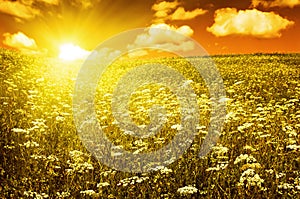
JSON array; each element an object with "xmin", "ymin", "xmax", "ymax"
[{"xmin": 58, "ymin": 43, "xmax": 90, "ymax": 61}]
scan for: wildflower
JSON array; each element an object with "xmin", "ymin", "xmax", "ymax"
[
  {"xmin": 4, "ymin": 145, "xmax": 15, "ymax": 149},
  {"xmin": 238, "ymin": 123, "xmax": 253, "ymax": 132},
  {"xmin": 259, "ymin": 134, "xmax": 271, "ymax": 138},
  {"xmin": 182, "ymin": 79, "xmax": 193, "ymax": 88},
  {"xmin": 285, "ymin": 138, "xmax": 297, "ymax": 145},
  {"xmin": 206, "ymin": 162, "xmax": 228, "ymax": 171},
  {"xmin": 0, "ymin": 167, "xmax": 5, "ymax": 176},
  {"xmin": 24, "ymin": 190, "xmax": 49, "ymax": 198},
  {"xmin": 22, "ymin": 141, "xmax": 39, "ymax": 148},
  {"xmin": 218, "ymin": 97, "xmax": 232, "ymax": 103},
  {"xmin": 275, "ymin": 172, "xmax": 285, "ymax": 179},
  {"xmin": 171, "ymin": 124, "xmax": 183, "ymax": 130},
  {"xmin": 265, "ymin": 169, "xmax": 274, "ymax": 174},
  {"xmin": 56, "ymin": 115, "xmax": 65, "ymax": 122},
  {"xmin": 69, "ymin": 150, "xmax": 84, "ymax": 161},
  {"xmin": 159, "ymin": 166, "xmax": 173, "ymax": 175},
  {"xmin": 111, "ymin": 152, "xmax": 123, "ymax": 157},
  {"xmin": 240, "ymin": 163, "xmax": 261, "ymax": 171},
  {"xmin": 234, "ymin": 154, "xmax": 257, "ymax": 164},
  {"xmin": 30, "ymin": 154, "xmax": 47, "ymax": 160},
  {"xmin": 97, "ymin": 182, "xmax": 110, "ymax": 188},
  {"xmin": 237, "ymin": 169, "xmax": 264, "ymax": 189},
  {"xmin": 286, "ymin": 144, "xmax": 300, "ymax": 151},
  {"xmin": 11, "ymin": 128, "xmax": 27, "ymax": 133},
  {"xmin": 56, "ymin": 191, "xmax": 70, "ymax": 198},
  {"xmin": 47, "ymin": 155, "xmax": 59, "ymax": 162},
  {"xmin": 68, "ymin": 150, "xmax": 94, "ymax": 173},
  {"xmin": 177, "ymin": 185, "xmax": 198, "ymax": 196},
  {"xmin": 196, "ymin": 125, "xmax": 206, "ymax": 130},
  {"xmin": 117, "ymin": 176, "xmax": 149, "ymax": 187},
  {"xmin": 212, "ymin": 145, "xmax": 229, "ymax": 155},
  {"xmin": 278, "ymin": 183, "xmax": 294, "ymax": 190},
  {"xmin": 80, "ymin": 190, "xmax": 97, "ymax": 196},
  {"xmin": 100, "ymin": 170, "xmax": 116, "ymax": 177},
  {"xmin": 151, "ymin": 165, "xmax": 173, "ymax": 174},
  {"xmin": 243, "ymin": 145, "xmax": 256, "ymax": 152}
]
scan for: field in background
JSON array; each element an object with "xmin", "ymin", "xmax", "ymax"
[{"xmin": 0, "ymin": 48, "xmax": 299, "ymax": 198}]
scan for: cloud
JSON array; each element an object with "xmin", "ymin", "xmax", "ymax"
[
  {"xmin": 3, "ymin": 32, "xmax": 37, "ymax": 49},
  {"xmin": 207, "ymin": 8, "xmax": 294, "ymax": 38},
  {"xmin": 40, "ymin": 0, "xmax": 59, "ymax": 5},
  {"xmin": 152, "ymin": 1, "xmax": 180, "ymax": 13},
  {"xmin": 170, "ymin": 7, "xmax": 208, "ymax": 20},
  {"xmin": 127, "ymin": 23, "xmax": 195, "ymax": 53},
  {"xmin": 2, "ymin": 31, "xmax": 44, "ymax": 54},
  {"xmin": 0, "ymin": 0, "xmax": 40, "ymax": 20},
  {"xmin": 251, "ymin": 0, "xmax": 300, "ymax": 8},
  {"xmin": 0, "ymin": 0, "xmax": 59, "ymax": 20},
  {"xmin": 152, "ymin": 1, "xmax": 207, "ymax": 23},
  {"xmin": 87, "ymin": 48, "xmax": 121, "ymax": 62},
  {"xmin": 152, "ymin": 1, "xmax": 180, "ymax": 23},
  {"xmin": 71, "ymin": 0, "xmax": 100, "ymax": 9}
]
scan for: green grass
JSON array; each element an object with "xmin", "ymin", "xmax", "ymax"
[{"xmin": 0, "ymin": 48, "xmax": 299, "ymax": 198}]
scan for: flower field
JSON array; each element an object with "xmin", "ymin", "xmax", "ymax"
[{"xmin": 0, "ymin": 48, "xmax": 299, "ymax": 198}]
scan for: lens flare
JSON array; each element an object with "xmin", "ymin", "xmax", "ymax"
[{"xmin": 59, "ymin": 43, "xmax": 90, "ymax": 61}]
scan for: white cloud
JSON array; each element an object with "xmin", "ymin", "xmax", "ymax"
[
  {"xmin": 251, "ymin": 0, "xmax": 300, "ymax": 8},
  {"xmin": 0, "ymin": 0, "xmax": 40, "ymax": 20},
  {"xmin": 152, "ymin": 1, "xmax": 207, "ymax": 23},
  {"xmin": 127, "ymin": 23, "xmax": 195, "ymax": 53},
  {"xmin": 152, "ymin": 1, "xmax": 180, "ymax": 13},
  {"xmin": 152, "ymin": 1, "xmax": 180, "ymax": 23},
  {"xmin": 207, "ymin": 8, "xmax": 294, "ymax": 38},
  {"xmin": 2, "ymin": 32, "xmax": 44, "ymax": 54},
  {"xmin": 170, "ymin": 7, "xmax": 208, "ymax": 20},
  {"xmin": 3, "ymin": 32, "xmax": 37, "ymax": 49},
  {"xmin": 0, "ymin": 0, "xmax": 59, "ymax": 20},
  {"xmin": 87, "ymin": 48, "xmax": 121, "ymax": 62}
]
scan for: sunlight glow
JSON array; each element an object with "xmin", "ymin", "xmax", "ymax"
[{"xmin": 59, "ymin": 43, "xmax": 90, "ymax": 61}]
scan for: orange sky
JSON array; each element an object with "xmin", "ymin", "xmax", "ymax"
[{"xmin": 0, "ymin": 0, "xmax": 299, "ymax": 56}]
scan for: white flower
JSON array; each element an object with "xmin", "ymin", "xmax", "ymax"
[
  {"xmin": 11, "ymin": 128, "xmax": 27, "ymax": 133},
  {"xmin": 22, "ymin": 141, "xmax": 39, "ymax": 148},
  {"xmin": 238, "ymin": 123, "xmax": 253, "ymax": 132},
  {"xmin": 243, "ymin": 145, "xmax": 256, "ymax": 152},
  {"xmin": 177, "ymin": 185, "xmax": 198, "ymax": 196},
  {"xmin": 80, "ymin": 190, "xmax": 97, "ymax": 196},
  {"xmin": 97, "ymin": 182, "xmax": 110, "ymax": 188},
  {"xmin": 206, "ymin": 163, "xmax": 228, "ymax": 171},
  {"xmin": 171, "ymin": 124, "xmax": 183, "ymax": 130},
  {"xmin": 212, "ymin": 145, "xmax": 229, "ymax": 155},
  {"xmin": 56, "ymin": 191, "xmax": 70, "ymax": 198},
  {"xmin": 182, "ymin": 80, "xmax": 193, "ymax": 87},
  {"xmin": 56, "ymin": 116, "xmax": 65, "ymax": 122},
  {"xmin": 278, "ymin": 183, "xmax": 294, "ymax": 190},
  {"xmin": 234, "ymin": 154, "xmax": 257, "ymax": 164},
  {"xmin": 237, "ymin": 169, "xmax": 264, "ymax": 189},
  {"xmin": 286, "ymin": 144, "xmax": 300, "ymax": 150},
  {"xmin": 117, "ymin": 176, "xmax": 149, "ymax": 187},
  {"xmin": 151, "ymin": 166, "xmax": 173, "ymax": 174}
]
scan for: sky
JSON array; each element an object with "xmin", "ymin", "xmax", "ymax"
[{"xmin": 0, "ymin": 0, "xmax": 299, "ymax": 56}]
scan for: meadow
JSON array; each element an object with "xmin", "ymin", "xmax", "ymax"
[{"xmin": 0, "ymin": 48, "xmax": 299, "ymax": 198}]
